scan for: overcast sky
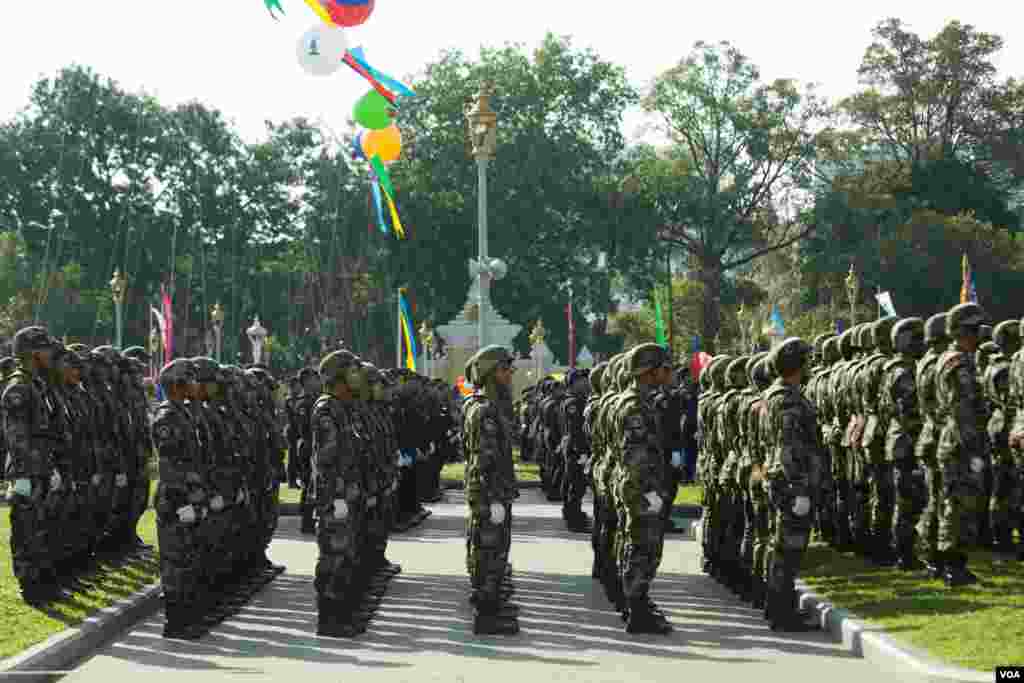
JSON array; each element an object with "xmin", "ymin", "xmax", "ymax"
[{"xmin": 1, "ymin": 1, "xmax": 1021, "ymax": 144}]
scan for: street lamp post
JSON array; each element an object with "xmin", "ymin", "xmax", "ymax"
[
  {"xmin": 211, "ymin": 302, "xmax": 225, "ymax": 361},
  {"xmin": 110, "ymin": 269, "xmax": 127, "ymax": 349},
  {"xmin": 420, "ymin": 321, "xmax": 435, "ymax": 378},
  {"xmin": 247, "ymin": 316, "xmax": 268, "ymax": 366},
  {"xmin": 529, "ymin": 319, "xmax": 546, "ymax": 379},
  {"xmin": 845, "ymin": 264, "xmax": 860, "ymax": 327},
  {"xmin": 737, "ymin": 302, "xmax": 747, "ymax": 353},
  {"xmin": 465, "ymin": 82, "xmax": 500, "ymax": 350}
]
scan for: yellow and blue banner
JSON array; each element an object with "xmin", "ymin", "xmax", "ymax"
[{"xmin": 398, "ymin": 288, "xmax": 418, "ymax": 371}]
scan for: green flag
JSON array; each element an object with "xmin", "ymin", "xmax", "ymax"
[{"xmin": 654, "ymin": 294, "xmax": 667, "ymax": 345}]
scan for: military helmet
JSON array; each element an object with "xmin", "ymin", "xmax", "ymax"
[
  {"xmin": 12, "ymin": 326, "xmax": 58, "ymax": 356},
  {"xmin": 891, "ymin": 317, "xmax": 924, "ymax": 355},
  {"xmin": 924, "ymin": 313, "xmax": 948, "ymax": 346},
  {"xmin": 158, "ymin": 358, "xmax": 195, "ymax": 387},
  {"xmin": 745, "ymin": 353, "xmax": 765, "ymax": 385},
  {"xmin": 319, "ymin": 350, "xmax": 361, "ymax": 386},
  {"xmin": 770, "ymin": 337, "xmax": 813, "ymax": 376},
  {"xmin": 838, "ymin": 330, "xmax": 855, "ymax": 361},
  {"xmin": 870, "ymin": 316, "xmax": 898, "ymax": 353},
  {"xmin": 976, "ymin": 341, "xmax": 999, "ymax": 367},
  {"xmin": 190, "ymin": 356, "xmax": 219, "ymax": 383},
  {"xmin": 466, "ymin": 344, "xmax": 515, "ymax": 385},
  {"xmin": 751, "ymin": 356, "xmax": 773, "ymax": 390},
  {"xmin": 993, "ymin": 320, "xmax": 1020, "ymax": 356},
  {"xmin": 361, "ymin": 362, "xmax": 382, "ymax": 384},
  {"xmin": 822, "ymin": 336, "xmax": 841, "ymax": 365},
  {"xmin": 709, "ymin": 355, "xmax": 732, "ymax": 389},
  {"xmin": 812, "ymin": 333, "xmax": 834, "ymax": 361},
  {"xmin": 946, "ymin": 303, "xmax": 987, "ymax": 337},
  {"xmin": 979, "ymin": 324, "xmax": 993, "ymax": 343},
  {"xmin": 122, "ymin": 346, "xmax": 151, "ymax": 363},
  {"xmin": 91, "ymin": 345, "xmax": 122, "ymax": 366},
  {"xmin": 0, "ymin": 356, "xmax": 16, "ymax": 376},
  {"xmin": 984, "ymin": 359, "xmax": 1010, "ymax": 398},
  {"xmin": 726, "ymin": 356, "xmax": 749, "ymax": 388},
  {"xmin": 590, "ymin": 362, "xmax": 607, "ymax": 394},
  {"xmin": 627, "ymin": 343, "xmax": 671, "ymax": 377},
  {"xmin": 854, "ymin": 323, "xmax": 875, "ymax": 351}
]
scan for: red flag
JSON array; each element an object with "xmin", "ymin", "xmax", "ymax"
[
  {"xmin": 567, "ymin": 291, "xmax": 576, "ymax": 369},
  {"xmin": 161, "ymin": 283, "xmax": 174, "ymax": 364}
]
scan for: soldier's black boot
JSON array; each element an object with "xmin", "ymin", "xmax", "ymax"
[
  {"xmin": 924, "ymin": 551, "xmax": 945, "ymax": 579},
  {"xmin": 317, "ymin": 597, "xmax": 357, "ymax": 638},
  {"xmin": 750, "ymin": 575, "xmax": 766, "ymax": 610},
  {"xmin": 767, "ymin": 589, "xmax": 817, "ymax": 632},
  {"xmin": 625, "ymin": 597, "xmax": 672, "ymax": 635},
  {"xmin": 473, "ymin": 601, "xmax": 519, "ymax": 636},
  {"xmin": 943, "ymin": 552, "xmax": 978, "ymax": 587},
  {"xmin": 895, "ymin": 541, "xmax": 924, "ymax": 571}
]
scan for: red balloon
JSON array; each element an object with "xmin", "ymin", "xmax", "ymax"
[{"xmin": 324, "ymin": 0, "xmax": 375, "ymax": 27}]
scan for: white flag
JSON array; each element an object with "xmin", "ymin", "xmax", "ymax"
[{"xmin": 875, "ymin": 291, "xmax": 897, "ymax": 317}]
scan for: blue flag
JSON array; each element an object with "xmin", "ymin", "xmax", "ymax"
[
  {"xmin": 691, "ymin": 334, "xmax": 700, "ymax": 352},
  {"xmin": 770, "ymin": 306, "xmax": 786, "ymax": 336}
]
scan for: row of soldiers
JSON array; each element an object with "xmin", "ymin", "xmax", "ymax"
[
  {"xmin": 2, "ymin": 327, "xmax": 153, "ymax": 604},
  {"xmin": 699, "ymin": 302, "xmax": 1023, "ymax": 634}
]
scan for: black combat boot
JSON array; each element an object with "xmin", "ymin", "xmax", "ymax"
[
  {"xmin": 317, "ymin": 597, "xmax": 357, "ymax": 638},
  {"xmin": 625, "ymin": 597, "xmax": 672, "ymax": 635},
  {"xmin": 766, "ymin": 589, "xmax": 817, "ymax": 632},
  {"xmin": 750, "ymin": 575, "xmax": 766, "ymax": 610},
  {"xmin": 473, "ymin": 601, "xmax": 519, "ymax": 635},
  {"xmin": 943, "ymin": 552, "xmax": 978, "ymax": 587},
  {"xmin": 895, "ymin": 540, "xmax": 924, "ymax": 571}
]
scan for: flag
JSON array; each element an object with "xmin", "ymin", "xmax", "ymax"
[
  {"xmin": 691, "ymin": 334, "xmax": 700, "ymax": 353},
  {"xmin": 764, "ymin": 305, "xmax": 786, "ymax": 337},
  {"xmin": 398, "ymin": 288, "xmax": 418, "ymax": 371},
  {"xmin": 150, "ymin": 306, "xmax": 166, "ymax": 342},
  {"xmin": 835, "ymin": 319, "xmax": 845, "ymax": 335},
  {"xmin": 566, "ymin": 291, "xmax": 576, "ymax": 369},
  {"xmin": 960, "ymin": 253, "xmax": 978, "ymax": 304},
  {"xmin": 875, "ymin": 291, "xmax": 897, "ymax": 316},
  {"xmin": 654, "ymin": 293, "xmax": 667, "ymax": 345},
  {"xmin": 161, "ymin": 284, "xmax": 174, "ymax": 365}
]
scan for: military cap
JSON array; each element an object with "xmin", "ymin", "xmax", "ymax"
[
  {"xmin": 979, "ymin": 324, "xmax": 993, "ymax": 343},
  {"xmin": 12, "ymin": 326, "xmax": 58, "ymax": 356},
  {"xmin": 745, "ymin": 352, "xmax": 766, "ymax": 382},
  {"xmin": 838, "ymin": 329, "xmax": 855, "ymax": 360},
  {"xmin": 891, "ymin": 317, "xmax": 924, "ymax": 354},
  {"xmin": 709, "ymin": 355, "xmax": 733, "ymax": 388},
  {"xmin": 871, "ymin": 316, "xmax": 898, "ymax": 353},
  {"xmin": 751, "ymin": 356, "xmax": 774, "ymax": 389},
  {"xmin": 854, "ymin": 323, "xmax": 875, "ymax": 350},
  {"xmin": 589, "ymin": 362, "xmax": 608, "ymax": 394},
  {"xmin": 0, "ymin": 356, "xmax": 17, "ymax": 376},
  {"xmin": 465, "ymin": 344, "xmax": 515, "ymax": 384},
  {"xmin": 924, "ymin": 313, "xmax": 948, "ymax": 345},
  {"xmin": 627, "ymin": 343, "xmax": 671, "ymax": 377},
  {"xmin": 318, "ymin": 350, "xmax": 361, "ymax": 385},
  {"xmin": 726, "ymin": 356, "xmax": 749, "ymax": 388},
  {"xmin": 122, "ymin": 346, "xmax": 151, "ymax": 363},
  {"xmin": 946, "ymin": 303, "xmax": 986, "ymax": 337},
  {"xmin": 993, "ymin": 320, "xmax": 1020, "ymax": 355},
  {"xmin": 190, "ymin": 356, "xmax": 220, "ymax": 383},
  {"xmin": 158, "ymin": 358, "xmax": 195, "ymax": 387},
  {"xmin": 770, "ymin": 337, "xmax": 813, "ymax": 376},
  {"xmin": 983, "ymin": 358, "xmax": 1010, "ymax": 397},
  {"xmin": 822, "ymin": 336, "xmax": 841, "ymax": 365},
  {"xmin": 812, "ymin": 333, "xmax": 834, "ymax": 359}
]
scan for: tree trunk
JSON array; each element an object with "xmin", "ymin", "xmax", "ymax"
[{"xmin": 699, "ymin": 260, "xmax": 723, "ymax": 354}]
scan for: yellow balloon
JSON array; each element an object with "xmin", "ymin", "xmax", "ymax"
[{"xmin": 361, "ymin": 124, "xmax": 402, "ymax": 163}]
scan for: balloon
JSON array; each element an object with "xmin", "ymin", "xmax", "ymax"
[
  {"xmin": 296, "ymin": 23, "xmax": 348, "ymax": 77},
  {"xmin": 361, "ymin": 124, "xmax": 402, "ymax": 163},
  {"xmin": 324, "ymin": 0, "xmax": 375, "ymax": 27},
  {"xmin": 353, "ymin": 90, "xmax": 394, "ymax": 130}
]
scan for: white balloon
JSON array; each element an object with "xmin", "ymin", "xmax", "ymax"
[{"xmin": 296, "ymin": 23, "xmax": 349, "ymax": 77}]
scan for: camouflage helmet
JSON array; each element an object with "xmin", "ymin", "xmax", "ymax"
[
  {"xmin": 122, "ymin": 346, "xmax": 151, "ymax": 363},
  {"xmin": 976, "ymin": 341, "xmax": 999, "ymax": 371},
  {"xmin": 699, "ymin": 356, "xmax": 719, "ymax": 391},
  {"xmin": 838, "ymin": 329, "xmax": 856, "ymax": 361},
  {"xmin": 946, "ymin": 303, "xmax": 986, "ymax": 338},
  {"xmin": 627, "ymin": 343, "xmax": 672, "ymax": 377},
  {"xmin": 709, "ymin": 355, "xmax": 733, "ymax": 390},
  {"xmin": 319, "ymin": 350, "xmax": 361, "ymax": 386},
  {"xmin": 993, "ymin": 320, "xmax": 1020, "ymax": 356},
  {"xmin": 983, "ymin": 359, "xmax": 1010, "ymax": 398},
  {"xmin": 854, "ymin": 323, "xmax": 875, "ymax": 351},
  {"xmin": 924, "ymin": 313, "xmax": 948, "ymax": 346},
  {"xmin": 751, "ymin": 356, "xmax": 774, "ymax": 390},
  {"xmin": 979, "ymin": 324, "xmax": 993, "ymax": 343},
  {"xmin": 726, "ymin": 356, "xmax": 749, "ymax": 388},
  {"xmin": 870, "ymin": 316, "xmax": 898, "ymax": 353},
  {"xmin": 812, "ymin": 333, "xmax": 834, "ymax": 362},
  {"xmin": 890, "ymin": 317, "xmax": 924, "ymax": 355},
  {"xmin": 158, "ymin": 358, "xmax": 196, "ymax": 388},
  {"xmin": 12, "ymin": 326, "xmax": 58, "ymax": 356},
  {"xmin": 590, "ymin": 361, "xmax": 608, "ymax": 394},
  {"xmin": 465, "ymin": 344, "xmax": 515, "ymax": 385},
  {"xmin": 745, "ymin": 352, "xmax": 765, "ymax": 385},
  {"xmin": 770, "ymin": 337, "xmax": 813, "ymax": 376},
  {"xmin": 190, "ymin": 356, "xmax": 219, "ymax": 383},
  {"xmin": 822, "ymin": 336, "xmax": 841, "ymax": 365},
  {"xmin": 0, "ymin": 356, "xmax": 16, "ymax": 376}
]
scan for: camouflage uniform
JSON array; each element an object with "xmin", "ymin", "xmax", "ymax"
[
  {"xmin": 559, "ymin": 369, "xmax": 591, "ymax": 530},
  {"xmin": 714, "ymin": 357, "xmax": 748, "ymax": 592},
  {"xmin": 584, "ymin": 362, "xmax": 608, "ymax": 576},
  {"xmin": 989, "ymin": 321, "xmax": 1021, "ymax": 556},
  {"xmin": 859, "ymin": 317, "xmax": 898, "ymax": 563},
  {"xmin": 828, "ymin": 331, "xmax": 857, "ymax": 549},
  {"xmin": 915, "ymin": 314, "xmax": 948, "ymax": 574},
  {"xmin": 745, "ymin": 356, "xmax": 773, "ymax": 609}
]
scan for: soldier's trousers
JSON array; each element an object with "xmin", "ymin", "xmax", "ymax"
[
  {"xmin": 262, "ymin": 483, "xmax": 280, "ymax": 549},
  {"xmin": 868, "ymin": 451, "xmax": 894, "ymax": 547},
  {"xmin": 915, "ymin": 421, "xmax": 941, "ymax": 560},
  {"xmin": 561, "ymin": 453, "xmax": 587, "ymax": 515},
  {"xmin": 130, "ymin": 471, "xmax": 152, "ymax": 536},
  {"xmin": 365, "ymin": 494, "xmax": 393, "ymax": 564},
  {"xmin": 849, "ymin": 447, "xmax": 871, "ymax": 548},
  {"xmin": 466, "ymin": 504, "xmax": 511, "ymax": 604},
  {"xmin": 300, "ymin": 482, "xmax": 315, "ymax": 530},
  {"xmin": 315, "ymin": 505, "xmax": 362, "ymax": 602},
  {"xmin": 891, "ymin": 457, "xmax": 925, "ymax": 556},
  {"xmin": 831, "ymin": 443, "xmax": 853, "ymax": 545},
  {"xmin": 204, "ymin": 508, "xmax": 235, "ymax": 581},
  {"xmin": 701, "ymin": 484, "xmax": 718, "ymax": 567},
  {"xmin": 715, "ymin": 487, "xmax": 741, "ymax": 571},
  {"xmin": 936, "ymin": 442, "xmax": 988, "ymax": 555},
  {"xmin": 157, "ymin": 518, "xmax": 203, "ymax": 612},
  {"xmin": 767, "ymin": 504, "xmax": 811, "ymax": 603},
  {"xmin": 591, "ymin": 488, "xmax": 605, "ymax": 564},
  {"xmin": 989, "ymin": 454, "xmax": 1021, "ymax": 548},
  {"xmin": 749, "ymin": 480, "xmax": 770, "ymax": 585},
  {"xmin": 621, "ymin": 508, "xmax": 664, "ymax": 600},
  {"xmin": 739, "ymin": 479, "xmax": 756, "ymax": 574},
  {"xmin": 9, "ymin": 486, "xmax": 52, "ymax": 586}
]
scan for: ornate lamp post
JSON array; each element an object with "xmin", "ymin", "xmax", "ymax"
[
  {"xmin": 247, "ymin": 316, "xmax": 268, "ymax": 366},
  {"xmin": 845, "ymin": 264, "xmax": 860, "ymax": 327},
  {"xmin": 529, "ymin": 319, "xmax": 546, "ymax": 379},
  {"xmin": 737, "ymin": 302, "xmax": 747, "ymax": 353},
  {"xmin": 465, "ymin": 82, "xmax": 503, "ymax": 350},
  {"xmin": 420, "ymin": 321, "xmax": 435, "ymax": 378},
  {"xmin": 109, "ymin": 269, "xmax": 127, "ymax": 349},
  {"xmin": 210, "ymin": 302, "xmax": 225, "ymax": 361}
]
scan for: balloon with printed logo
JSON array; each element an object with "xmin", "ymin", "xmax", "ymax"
[
  {"xmin": 352, "ymin": 90, "xmax": 394, "ymax": 130},
  {"xmin": 323, "ymin": 0, "xmax": 375, "ymax": 26},
  {"xmin": 361, "ymin": 124, "xmax": 402, "ymax": 163},
  {"xmin": 296, "ymin": 23, "xmax": 348, "ymax": 76}
]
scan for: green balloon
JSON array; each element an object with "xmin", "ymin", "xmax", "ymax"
[{"xmin": 353, "ymin": 91, "xmax": 393, "ymax": 130}]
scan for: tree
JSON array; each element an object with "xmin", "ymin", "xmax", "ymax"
[{"xmin": 641, "ymin": 41, "xmax": 833, "ymax": 348}]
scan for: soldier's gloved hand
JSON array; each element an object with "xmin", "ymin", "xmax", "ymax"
[
  {"xmin": 367, "ymin": 496, "xmax": 378, "ymax": 508},
  {"xmin": 792, "ymin": 496, "xmax": 811, "ymax": 517},
  {"xmin": 176, "ymin": 505, "xmax": 197, "ymax": 524},
  {"xmin": 489, "ymin": 503, "xmax": 506, "ymax": 525},
  {"xmin": 390, "ymin": 480, "xmax": 399, "ymax": 493},
  {"xmin": 644, "ymin": 490, "xmax": 664, "ymax": 514},
  {"xmin": 115, "ymin": 473, "xmax": 128, "ymax": 488},
  {"xmin": 49, "ymin": 470, "xmax": 62, "ymax": 491},
  {"xmin": 333, "ymin": 499, "xmax": 349, "ymax": 520},
  {"xmin": 13, "ymin": 478, "xmax": 32, "ymax": 497},
  {"xmin": 236, "ymin": 489, "xmax": 245, "ymax": 504},
  {"xmin": 577, "ymin": 453, "xmax": 588, "ymax": 465},
  {"xmin": 210, "ymin": 495, "xmax": 225, "ymax": 512},
  {"xmin": 671, "ymin": 451, "xmax": 683, "ymax": 468},
  {"xmin": 91, "ymin": 473, "xmax": 102, "ymax": 486}
]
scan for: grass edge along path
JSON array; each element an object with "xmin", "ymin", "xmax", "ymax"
[
  {"xmin": 0, "ymin": 506, "xmax": 160, "ymax": 661},
  {"xmin": 799, "ymin": 542, "xmax": 1024, "ymax": 672}
]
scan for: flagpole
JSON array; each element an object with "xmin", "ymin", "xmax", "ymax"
[{"xmin": 396, "ymin": 288, "xmax": 402, "ymax": 369}]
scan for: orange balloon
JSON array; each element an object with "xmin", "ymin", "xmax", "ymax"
[{"xmin": 361, "ymin": 124, "xmax": 402, "ymax": 163}]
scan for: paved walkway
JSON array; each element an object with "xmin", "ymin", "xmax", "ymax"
[{"xmin": 63, "ymin": 490, "xmax": 877, "ymax": 682}]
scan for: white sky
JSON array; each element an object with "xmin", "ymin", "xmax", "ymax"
[{"xmin": 0, "ymin": 1, "xmax": 1022, "ymax": 144}]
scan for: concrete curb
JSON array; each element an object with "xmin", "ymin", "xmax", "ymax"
[
  {"xmin": 0, "ymin": 581, "xmax": 163, "ymax": 681},
  {"xmin": 794, "ymin": 581, "xmax": 990, "ymax": 682}
]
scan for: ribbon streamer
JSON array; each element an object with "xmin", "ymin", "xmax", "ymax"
[
  {"xmin": 349, "ymin": 48, "xmax": 416, "ymax": 98},
  {"xmin": 264, "ymin": 0, "xmax": 285, "ymax": 18},
  {"xmin": 383, "ymin": 190, "xmax": 405, "ymax": 239},
  {"xmin": 369, "ymin": 155, "xmax": 395, "ymax": 197},
  {"xmin": 342, "ymin": 53, "xmax": 397, "ymax": 104},
  {"xmin": 370, "ymin": 177, "xmax": 388, "ymax": 235},
  {"xmin": 301, "ymin": 0, "xmax": 334, "ymax": 24}
]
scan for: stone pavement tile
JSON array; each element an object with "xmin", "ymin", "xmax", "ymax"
[{"xmin": 62, "ymin": 490, "xmax": 879, "ymax": 683}]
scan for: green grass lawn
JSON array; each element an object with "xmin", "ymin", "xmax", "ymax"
[
  {"xmin": 674, "ymin": 484, "xmax": 703, "ymax": 507},
  {"xmin": 800, "ymin": 543, "xmax": 1024, "ymax": 672},
  {"xmin": 440, "ymin": 461, "xmax": 541, "ymax": 483},
  {"xmin": 0, "ymin": 501, "xmax": 160, "ymax": 660}
]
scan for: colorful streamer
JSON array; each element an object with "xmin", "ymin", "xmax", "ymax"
[
  {"xmin": 301, "ymin": 0, "xmax": 333, "ymax": 24},
  {"xmin": 398, "ymin": 289, "xmax": 418, "ymax": 371},
  {"xmin": 342, "ymin": 52, "xmax": 397, "ymax": 104},
  {"xmin": 348, "ymin": 48, "xmax": 416, "ymax": 98},
  {"xmin": 264, "ymin": 0, "xmax": 285, "ymax": 19},
  {"xmin": 383, "ymin": 190, "xmax": 405, "ymax": 239},
  {"xmin": 369, "ymin": 178, "xmax": 388, "ymax": 234},
  {"xmin": 369, "ymin": 155, "xmax": 394, "ymax": 196}
]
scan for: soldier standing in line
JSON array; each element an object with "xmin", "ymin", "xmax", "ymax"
[
  {"xmin": 584, "ymin": 362, "xmax": 608, "ymax": 575},
  {"xmin": 295, "ymin": 368, "xmax": 321, "ymax": 534},
  {"xmin": 559, "ymin": 368, "xmax": 591, "ymax": 532},
  {"xmin": 247, "ymin": 368, "xmax": 286, "ymax": 575},
  {"xmin": 462, "ymin": 345, "xmax": 520, "ymax": 636},
  {"xmin": 989, "ymin": 321, "xmax": 1020, "ymax": 557},
  {"xmin": 763, "ymin": 337, "xmax": 821, "ymax": 632},
  {"xmin": 122, "ymin": 347, "xmax": 155, "ymax": 550},
  {"xmin": 829, "ymin": 330, "xmax": 857, "ymax": 551},
  {"xmin": 915, "ymin": 314, "xmax": 949, "ymax": 577},
  {"xmin": 1008, "ymin": 319, "xmax": 1024, "ymax": 560},
  {"xmin": 285, "ymin": 375, "xmax": 302, "ymax": 489},
  {"xmin": 746, "ymin": 356, "xmax": 773, "ymax": 610},
  {"xmin": 590, "ymin": 355, "xmax": 626, "ymax": 611}
]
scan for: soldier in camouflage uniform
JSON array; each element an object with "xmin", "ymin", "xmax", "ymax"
[
  {"xmin": 699, "ymin": 356, "xmax": 731, "ymax": 575},
  {"xmin": 916, "ymin": 313, "xmax": 948, "ymax": 576},
  {"xmin": 746, "ymin": 355, "xmax": 773, "ymax": 610},
  {"xmin": 122, "ymin": 347, "xmax": 155, "ymax": 550},
  {"xmin": 736, "ymin": 352, "xmax": 766, "ymax": 603},
  {"xmin": 590, "ymin": 355, "xmax": 627, "ymax": 610},
  {"xmin": 559, "ymin": 368, "xmax": 591, "ymax": 532},
  {"xmin": 715, "ymin": 357, "xmax": 749, "ymax": 594},
  {"xmin": 1007, "ymin": 319, "xmax": 1024, "ymax": 560},
  {"xmin": 807, "ymin": 335, "xmax": 835, "ymax": 545},
  {"xmin": 882, "ymin": 318, "xmax": 927, "ymax": 570},
  {"xmin": 829, "ymin": 330, "xmax": 857, "ymax": 550},
  {"xmin": 360, "ymin": 363, "xmax": 402, "ymax": 577},
  {"xmin": 462, "ymin": 345, "xmax": 519, "ymax": 635},
  {"xmin": 613, "ymin": 343, "xmax": 673, "ymax": 635},
  {"xmin": 247, "ymin": 368, "xmax": 287, "ymax": 574},
  {"xmin": 540, "ymin": 380, "xmax": 566, "ymax": 501},
  {"xmin": 584, "ymin": 361, "xmax": 608, "ymax": 575},
  {"xmin": 763, "ymin": 337, "xmax": 821, "ymax": 632},
  {"xmin": 294, "ymin": 368, "xmax": 321, "ymax": 534},
  {"xmin": 844, "ymin": 325, "xmax": 873, "ymax": 554},
  {"xmin": 984, "ymin": 353, "xmax": 1017, "ymax": 558},
  {"xmin": 934, "ymin": 302, "xmax": 988, "ymax": 586}
]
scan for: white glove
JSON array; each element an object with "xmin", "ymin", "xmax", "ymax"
[
  {"xmin": 792, "ymin": 496, "xmax": 811, "ymax": 517},
  {"xmin": 49, "ymin": 470, "xmax": 62, "ymax": 491},
  {"xmin": 13, "ymin": 478, "xmax": 32, "ymax": 497},
  {"xmin": 577, "ymin": 454, "xmax": 588, "ymax": 465},
  {"xmin": 91, "ymin": 474, "xmax": 102, "ymax": 486},
  {"xmin": 644, "ymin": 491, "xmax": 664, "ymax": 514},
  {"xmin": 390, "ymin": 481, "xmax": 399, "ymax": 493},
  {"xmin": 236, "ymin": 489, "xmax": 245, "ymax": 504},
  {"xmin": 210, "ymin": 495, "xmax": 225, "ymax": 512},
  {"xmin": 115, "ymin": 473, "xmax": 128, "ymax": 488},
  {"xmin": 333, "ymin": 499, "xmax": 349, "ymax": 519},
  {"xmin": 671, "ymin": 451, "xmax": 683, "ymax": 468},
  {"xmin": 367, "ymin": 496, "xmax": 378, "ymax": 508},
  {"xmin": 176, "ymin": 505, "xmax": 197, "ymax": 524},
  {"xmin": 489, "ymin": 503, "xmax": 506, "ymax": 525}
]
